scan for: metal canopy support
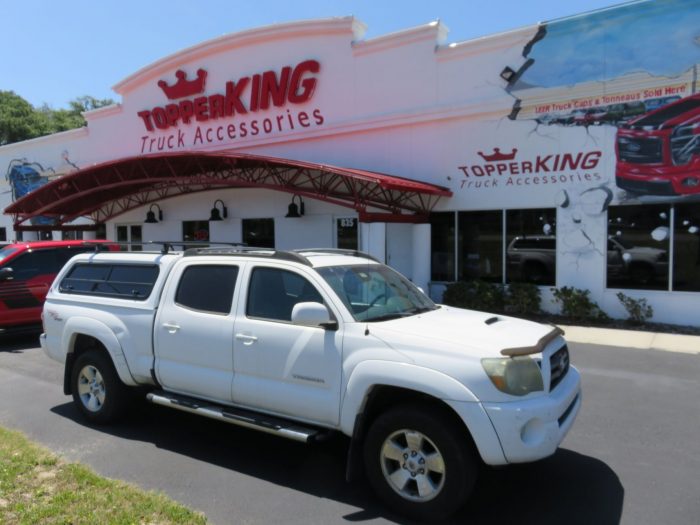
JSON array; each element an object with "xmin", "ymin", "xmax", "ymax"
[{"xmin": 6, "ymin": 152, "xmax": 452, "ymax": 231}]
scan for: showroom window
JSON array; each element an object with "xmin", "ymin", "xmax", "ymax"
[
  {"xmin": 673, "ymin": 203, "xmax": 700, "ymax": 292},
  {"xmin": 182, "ymin": 221, "xmax": 210, "ymax": 245},
  {"xmin": 431, "ymin": 208, "xmax": 556, "ymax": 285},
  {"xmin": 243, "ymin": 218, "xmax": 274, "ymax": 248},
  {"xmin": 458, "ymin": 211, "xmax": 502, "ymax": 282},
  {"xmin": 506, "ymin": 209, "xmax": 556, "ymax": 285},
  {"xmin": 430, "ymin": 212, "xmax": 455, "ymax": 282},
  {"xmin": 606, "ymin": 203, "xmax": 700, "ymax": 292}
]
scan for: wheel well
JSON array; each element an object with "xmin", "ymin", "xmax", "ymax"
[
  {"xmin": 63, "ymin": 334, "xmax": 109, "ymax": 395},
  {"xmin": 360, "ymin": 386, "xmax": 474, "ymax": 441}
]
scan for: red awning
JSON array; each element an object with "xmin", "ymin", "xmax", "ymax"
[{"xmin": 5, "ymin": 152, "xmax": 452, "ymax": 230}]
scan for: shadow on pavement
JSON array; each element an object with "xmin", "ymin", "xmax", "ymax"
[
  {"xmin": 51, "ymin": 400, "xmax": 623, "ymax": 524},
  {"xmin": 0, "ymin": 333, "xmax": 41, "ymax": 352}
]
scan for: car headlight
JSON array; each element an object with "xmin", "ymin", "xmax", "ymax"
[{"xmin": 481, "ymin": 356, "xmax": 544, "ymax": 396}]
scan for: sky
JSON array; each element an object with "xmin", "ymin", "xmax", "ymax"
[
  {"xmin": 521, "ymin": 0, "xmax": 700, "ymax": 87},
  {"xmin": 2, "ymin": 0, "xmax": 631, "ymax": 109}
]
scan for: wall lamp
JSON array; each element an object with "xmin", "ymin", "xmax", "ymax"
[
  {"xmin": 209, "ymin": 199, "xmax": 228, "ymax": 221},
  {"xmin": 285, "ymin": 195, "xmax": 305, "ymax": 218},
  {"xmin": 145, "ymin": 203, "xmax": 163, "ymax": 223}
]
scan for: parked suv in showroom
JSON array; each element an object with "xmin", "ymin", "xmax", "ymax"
[
  {"xmin": 0, "ymin": 240, "xmax": 115, "ymax": 334},
  {"xmin": 506, "ymin": 236, "xmax": 556, "ymax": 284}
]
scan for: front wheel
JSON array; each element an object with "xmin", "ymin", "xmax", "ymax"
[
  {"xmin": 71, "ymin": 350, "xmax": 129, "ymax": 424},
  {"xmin": 363, "ymin": 405, "xmax": 477, "ymax": 521}
]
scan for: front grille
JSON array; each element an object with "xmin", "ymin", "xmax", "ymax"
[
  {"xmin": 615, "ymin": 176, "xmax": 677, "ymax": 196},
  {"xmin": 617, "ymin": 136, "xmax": 663, "ymax": 164},
  {"xmin": 549, "ymin": 345, "xmax": 570, "ymax": 391}
]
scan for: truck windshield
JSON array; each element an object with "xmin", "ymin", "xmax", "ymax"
[
  {"xmin": 316, "ymin": 263, "xmax": 437, "ymax": 322},
  {"xmin": 0, "ymin": 247, "xmax": 18, "ymax": 263}
]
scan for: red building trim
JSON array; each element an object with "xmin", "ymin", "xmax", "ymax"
[{"xmin": 5, "ymin": 152, "xmax": 451, "ymax": 231}]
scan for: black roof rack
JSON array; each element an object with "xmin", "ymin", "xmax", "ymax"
[
  {"xmin": 183, "ymin": 246, "xmax": 312, "ymax": 266},
  {"xmin": 293, "ymin": 248, "xmax": 381, "ymax": 263},
  {"xmin": 81, "ymin": 240, "xmax": 247, "ymax": 255}
]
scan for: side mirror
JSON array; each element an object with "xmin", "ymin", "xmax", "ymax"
[
  {"xmin": 0, "ymin": 267, "xmax": 14, "ymax": 282},
  {"xmin": 291, "ymin": 302, "xmax": 337, "ymax": 330}
]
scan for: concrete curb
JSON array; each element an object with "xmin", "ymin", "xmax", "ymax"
[{"xmin": 558, "ymin": 325, "xmax": 700, "ymax": 355}]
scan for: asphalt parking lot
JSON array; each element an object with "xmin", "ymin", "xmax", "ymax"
[{"xmin": 0, "ymin": 334, "xmax": 698, "ymax": 524}]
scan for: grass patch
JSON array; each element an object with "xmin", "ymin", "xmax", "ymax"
[{"xmin": 0, "ymin": 426, "xmax": 207, "ymax": 524}]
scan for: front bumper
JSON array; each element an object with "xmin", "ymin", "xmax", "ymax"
[{"xmin": 482, "ymin": 366, "xmax": 582, "ymax": 463}]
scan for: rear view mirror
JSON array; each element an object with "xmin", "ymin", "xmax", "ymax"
[{"xmin": 0, "ymin": 267, "xmax": 14, "ymax": 282}]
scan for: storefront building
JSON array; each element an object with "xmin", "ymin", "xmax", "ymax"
[{"xmin": 2, "ymin": 0, "xmax": 699, "ymax": 324}]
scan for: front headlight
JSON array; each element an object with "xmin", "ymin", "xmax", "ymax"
[{"xmin": 481, "ymin": 356, "xmax": 544, "ymax": 396}]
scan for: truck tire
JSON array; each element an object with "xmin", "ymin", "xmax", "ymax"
[
  {"xmin": 363, "ymin": 404, "xmax": 477, "ymax": 521},
  {"xmin": 71, "ymin": 350, "xmax": 129, "ymax": 424}
]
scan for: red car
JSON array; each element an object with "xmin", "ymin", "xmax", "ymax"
[
  {"xmin": 0, "ymin": 240, "xmax": 116, "ymax": 334},
  {"xmin": 615, "ymin": 94, "xmax": 700, "ymax": 195}
]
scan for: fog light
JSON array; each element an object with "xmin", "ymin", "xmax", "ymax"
[
  {"xmin": 520, "ymin": 418, "xmax": 546, "ymax": 446},
  {"xmin": 681, "ymin": 177, "xmax": 700, "ymax": 187}
]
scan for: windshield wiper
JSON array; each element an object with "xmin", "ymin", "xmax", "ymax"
[
  {"xmin": 409, "ymin": 306, "xmax": 437, "ymax": 314},
  {"xmin": 365, "ymin": 312, "xmax": 415, "ymax": 322}
]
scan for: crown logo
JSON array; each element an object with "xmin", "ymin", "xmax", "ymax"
[
  {"xmin": 158, "ymin": 69, "xmax": 208, "ymax": 100},
  {"xmin": 478, "ymin": 148, "xmax": 518, "ymax": 162}
]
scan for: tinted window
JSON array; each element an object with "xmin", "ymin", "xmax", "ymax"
[
  {"xmin": 243, "ymin": 219, "xmax": 275, "ymax": 248},
  {"xmin": 247, "ymin": 267, "xmax": 323, "ymax": 322},
  {"xmin": 607, "ymin": 204, "xmax": 669, "ymax": 290},
  {"xmin": 175, "ymin": 265, "xmax": 238, "ymax": 314},
  {"xmin": 9, "ymin": 250, "xmax": 59, "ymax": 280},
  {"xmin": 506, "ymin": 209, "xmax": 556, "ymax": 285},
  {"xmin": 60, "ymin": 264, "xmax": 159, "ymax": 300}
]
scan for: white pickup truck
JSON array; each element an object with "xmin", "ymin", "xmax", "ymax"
[{"xmin": 41, "ymin": 246, "xmax": 581, "ymax": 520}]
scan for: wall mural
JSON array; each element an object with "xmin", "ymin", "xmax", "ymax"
[
  {"xmin": 4, "ymin": 152, "xmax": 79, "ymax": 227},
  {"xmin": 483, "ymin": 0, "xmax": 700, "ymax": 277}
]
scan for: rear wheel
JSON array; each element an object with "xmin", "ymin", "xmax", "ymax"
[
  {"xmin": 363, "ymin": 405, "xmax": 477, "ymax": 521},
  {"xmin": 71, "ymin": 350, "xmax": 129, "ymax": 424}
]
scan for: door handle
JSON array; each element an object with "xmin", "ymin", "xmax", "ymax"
[
  {"xmin": 162, "ymin": 322, "xmax": 180, "ymax": 333},
  {"xmin": 235, "ymin": 333, "xmax": 258, "ymax": 345}
]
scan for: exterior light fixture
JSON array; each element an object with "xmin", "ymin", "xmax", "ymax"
[
  {"xmin": 145, "ymin": 203, "xmax": 163, "ymax": 224},
  {"xmin": 500, "ymin": 66, "xmax": 516, "ymax": 83},
  {"xmin": 209, "ymin": 199, "xmax": 228, "ymax": 221},
  {"xmin": 285, "ymin": 195, "xmax": 305, "ymax": 218}
]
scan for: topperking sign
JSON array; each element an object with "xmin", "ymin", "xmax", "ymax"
[{"xmin": 136, "ymin": 59, "xmax": 325, "ymax": 153}]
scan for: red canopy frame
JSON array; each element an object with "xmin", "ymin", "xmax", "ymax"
[{"xmin": 5, "ymin": 152, "xmax": 452, "ymax": 231}]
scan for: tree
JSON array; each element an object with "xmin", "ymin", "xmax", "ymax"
[
  {"xmin": 0, "ymin": 91, "xmax": 115, "ymax": 145},
  {"xmin": 0, "ymin": 91, "xmax": 49, "ymax": 145}
]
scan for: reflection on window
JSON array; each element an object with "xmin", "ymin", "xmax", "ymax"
[
  {"xmin": 607, "ymin": 205, "xmax": 669, "ymax": 290},
  {"xmin": 243, "ymin": 219, "xmax": 274, "ymax": 248},
  {"xmin": 506, "ymin": 209, "xmax": 556, "ymax": 285},
  {"xmin": 430, "ymin": 212, "xmax": 454, "ymax": 281},
  {"xmin": 458, "ymin": 211, "xmax": 502, "ymax": 282},
  {"xmin": 247, "ymin": 267, "xmax": 322, "ymax": 322},
  {"xmin": 673, "ymin": 203, "xmax": 700, "ymax": 292}
]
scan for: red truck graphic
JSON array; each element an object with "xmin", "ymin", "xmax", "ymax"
[{"xmin": 615, "ymin": 93, "xmax": 700, "ymax": 196}]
